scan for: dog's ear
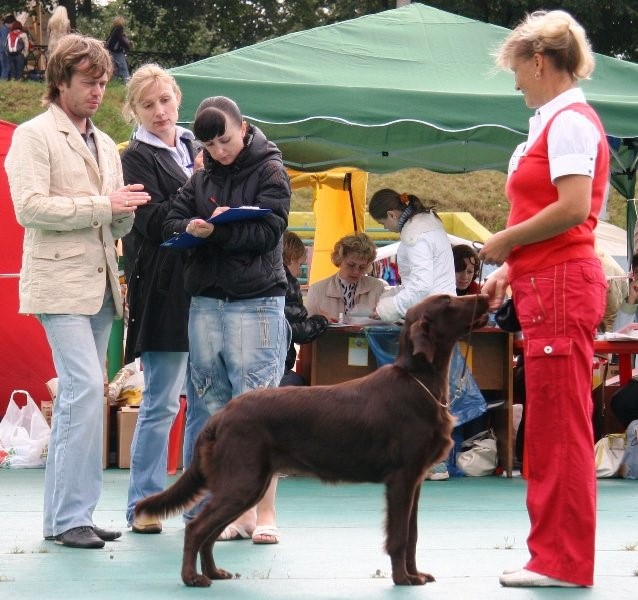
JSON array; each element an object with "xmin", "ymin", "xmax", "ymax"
[{"xmin": 410, "ymin": 316, "xmax": 435, "ymax": 363}]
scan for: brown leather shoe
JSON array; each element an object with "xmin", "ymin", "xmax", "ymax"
[
  {"xmin": 55, "ymin": 526, "xmax": 105, "ymax": 549},
  {"xmin": 131, "ymin": 515, "xmax": 162, "ymax": 534}
]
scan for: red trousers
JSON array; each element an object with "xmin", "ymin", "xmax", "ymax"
[{"xmin": 512, "ymin": 258, "xmax": 606, "ymax": 586}]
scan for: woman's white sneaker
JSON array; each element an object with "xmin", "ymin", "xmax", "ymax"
[{"xmin": 499, "ymin": 568, "xmax": 582, "ymax": 587}]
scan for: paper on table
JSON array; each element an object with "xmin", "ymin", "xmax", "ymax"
[
  {"xmin": 604, "ymin": 331, "xmax": 638, "ymax": 341},
  {"xmin": 161, "ymin": 207, "xmax": 272, "ymax": 249}
]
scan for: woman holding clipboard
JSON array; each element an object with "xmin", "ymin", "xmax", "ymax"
[{"xmin": 163, "ymin": 96, "xmax": 291, "ymax": 545}]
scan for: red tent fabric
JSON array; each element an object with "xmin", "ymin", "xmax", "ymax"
[{"xmin": 0, "ymin": 120, "xmax": 55, "ymax": 416}]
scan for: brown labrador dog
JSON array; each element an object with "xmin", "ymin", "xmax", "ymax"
[{"xmin": 135, "ymin": 293, "xmax": 489, "ymax": 587}]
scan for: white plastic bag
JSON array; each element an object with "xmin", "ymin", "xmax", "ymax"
[
  {"xmin": 594, "ymin": 433, "xmax": 626, "ymax": 478},
  {"xmin": 0, "ymin": 390, "xmax": 50, "ymax": 468},
  {"xmin": 456, "ymin": 431, "xmax": 497, "ymax": 476}
]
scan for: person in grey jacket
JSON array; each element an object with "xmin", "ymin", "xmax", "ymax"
[{"xmin": 5, "ymin": 34, "xmax": 150, "ymax": 550}]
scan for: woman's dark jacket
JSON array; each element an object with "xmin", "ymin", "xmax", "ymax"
[
  {"xmin": 284, "ymin": 266, "xmax": 329, "ymax": 370},
  {"xmin": 121, "ymin": 136, "xmax": 196, "ymax": 363},
  {"xmin": 106, "ymin": 26, "xmax": 131, "ymax": 53},
  {"xmin": 163, "ymin": 125, "xmax": 290, "ymax": 300}
]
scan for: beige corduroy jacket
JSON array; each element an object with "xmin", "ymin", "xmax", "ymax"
[
  {"xmin": 5, "ymin": 103, "xmax": 133, "ymax": 317},
  {"xmin": 304, "ymin": 273, "xmax": 386, "ymax": 321}
]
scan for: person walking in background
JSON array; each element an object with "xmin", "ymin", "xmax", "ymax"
[
  {"xmin": 0, "ymin": 14, "xmax": 16, "ymax": 80},
  {"xmin": 280, "ymin": 230, "xmax": 329, "ymax": 386},
  {"xmin": 5, "ymin": 34, "xmax": 150, "ymax": 549},
  {"xmin": 304, "ymin": 232, "xmax": 385, "ymax": 322},
  {"xmin": 6, "ymin": 19, "xmax": 28, "ymax": 81},
  {"xmin": 46, "ymin": 5, "xmax": 71, "ymax": 58},
  {"xmin": 120, "ymin": 64, "xmax": 209, "ymax": 534},
  {"xmin": 106, "ymin": 15, "xmax": 131, "ymax": 82},
  {"xmin": 480, "ymin": 10, "xmax": 609, "ymax": 588},
  {"xmin": 163, "ymin": 96, "xmax": 290, "ymax": 545}
]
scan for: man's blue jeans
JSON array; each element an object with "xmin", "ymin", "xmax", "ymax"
[{"xmin": 40, "ymin": 290, "xmax": 115, "ymax": 537}]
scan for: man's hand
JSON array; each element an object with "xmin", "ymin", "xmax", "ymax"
[{"xmin": 111, "ymin": 183, "xmax": 151, "ymax": 216}]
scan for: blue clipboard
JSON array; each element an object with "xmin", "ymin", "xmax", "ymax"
[{"xmin": 161, "ymin": 207, "xmax": 272, "ymax": 249}]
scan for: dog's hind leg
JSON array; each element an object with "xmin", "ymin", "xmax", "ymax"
[
  {"xmin": 385, "ymin": 474, "xmax": 433, "ymax": 586},
  {"xmin": 181, "ymin": 505, "xmax": 238, "ymax": 587},
  {"xmin": 182, "ymin": 469, "xmax": 274, "ymax": 586}
]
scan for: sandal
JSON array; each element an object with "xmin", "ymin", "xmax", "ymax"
[
  {"xmin": 217, "ymin": 524, "xmax": 252, "ymax": 541},
  {"xmin": 252, "ymin": 525, "xmax": 280, "ymax": 545}
]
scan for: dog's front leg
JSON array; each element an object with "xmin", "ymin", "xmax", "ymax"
[
  {"xmin": 385, "ymin": 476, "xmax": 433, "ymax": 585},
  {"xmin": 405, "ymin": 484, "xmax": 434, "ymax": 583}
]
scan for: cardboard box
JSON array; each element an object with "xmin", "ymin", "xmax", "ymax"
[
  {"xmin": 116, "ymin": 405, "xmax": 187, "ymax": 471},
  {"xmin": 117, "ymin": 407, "xmax": 139, "ymax": 469}
]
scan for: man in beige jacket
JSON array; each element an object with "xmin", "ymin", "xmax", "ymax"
[{"xmin": 5, "ymin": 34, "xmax": 149, "ymax": 549}]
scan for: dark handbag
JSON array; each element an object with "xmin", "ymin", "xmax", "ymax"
[{"xmin": 494, "ymin": 298, "xmax": 521, "ymax": 333}]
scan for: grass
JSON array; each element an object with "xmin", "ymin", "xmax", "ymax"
[{"xmin": 0, "ymin": 80, "xmax": 628, "ymax": 233}]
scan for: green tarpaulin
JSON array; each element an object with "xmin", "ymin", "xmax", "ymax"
[
  {"xmin": 171, "ymin": 3, "xmax": 638, "ymax": 176},
  {"xmin": 170, "ymin": 3, "xmax": 638, "ymax": 256}
]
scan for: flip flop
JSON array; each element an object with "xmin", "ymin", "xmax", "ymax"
[
  {"xmin": 217, "ymin": 524, "xmax": 252, "ymax": 541},
  {"xmin": 252, "ymin": 525, "xmax": 280, "ymax": 545}
]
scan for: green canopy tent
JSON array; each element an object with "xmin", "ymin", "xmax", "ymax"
[
  {"xmin": 608, "ymin": 138, "xmax": 638, "ymax": 258},
  {"xmin": 170, "ymin": 3, "xmax": 638, "ymax": 253}
]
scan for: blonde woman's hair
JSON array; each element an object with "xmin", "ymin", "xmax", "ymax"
[
  {"xmin": 122, "ymin": 63, "xmax": 182, "ymax": 123},
  {"xmin": 494, "ymin": 10, "xmax": 595, "ymax": 80},
  {"xmin": 43, "ymin": 34, "xmax": 113, "ymax": 106},
  {"xmin": 47, "ymin": 5, "xmax": 70, "ymax": 36},
  {"xmin": 331, "ymin": 233, "xmax": 377, "ymax": 268}
]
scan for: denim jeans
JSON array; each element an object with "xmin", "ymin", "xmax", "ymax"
[
  {"xmin": 125, "ymin": 351, "xmax": 188, "ymax": 524},
  {"xmin": 182, "ymin": 362, "xmax": 211, "ymax": 471},
  {"xmin": 110, "ymin": 51, "xmax": 129, "ymax": 81},
  {"xmin": 189, "ymin": 296, "xmax": 290, "ymax": 413},
  {"xmin": 183, "ymin": 295, "xmax": 289, "ymax": 521},
  {"xmin": 40, "ymin": 290, "xmax": 115, "ymax": 537},
  {"xmin": 0, "ymin": 49, "xmax": 9, "ymax": 80},
  {"xmin": 7, "ymin": 53, "xmax": 24, "ymax": 80}
]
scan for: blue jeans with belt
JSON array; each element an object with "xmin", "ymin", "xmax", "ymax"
[
  {"xmin": 40, "ymin": 289, "xmax": 115, "ymax": 537},
  {"xmin": 188, "ymin": 296, "xmax": 290, "ymax": 414}
]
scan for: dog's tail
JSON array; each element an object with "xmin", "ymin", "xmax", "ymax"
[{"xmin": 134, "ymin": 430, "xmax": 209, "ymax": 521}]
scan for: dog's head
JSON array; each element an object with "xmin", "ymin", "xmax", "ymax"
[{"xmin": 402, "ymin": 294, "xmax": 489, "ymax": 364}]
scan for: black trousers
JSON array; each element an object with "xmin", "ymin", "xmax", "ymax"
[{"xmin": 610, "ymin": 379, "xmax": 638, "ymax": 429}]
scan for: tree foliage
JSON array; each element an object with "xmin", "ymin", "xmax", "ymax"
[{"xmin": 0, "ymin": 1, "xmax": 636, "ymax": 62}]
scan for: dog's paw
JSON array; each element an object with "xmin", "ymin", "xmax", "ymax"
[
  {"xmin": 393, "ymin": 572, "xmax": 435, "ymax": 586},
  {"xmin": 182, "ymin": 573, "xmax": 212, "ymax": 587},
  {"xmin": 209, "ymin": 567, "xmax": 233, "ymax": 580},
  {"xmin": 416, "ymin": 572, "xmax": 435, "ymax": 584}
]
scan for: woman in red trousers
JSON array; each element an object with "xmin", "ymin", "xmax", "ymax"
[{"xmin": 480, "ymin": 10, "xmax": 608, "ymax": 588}]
